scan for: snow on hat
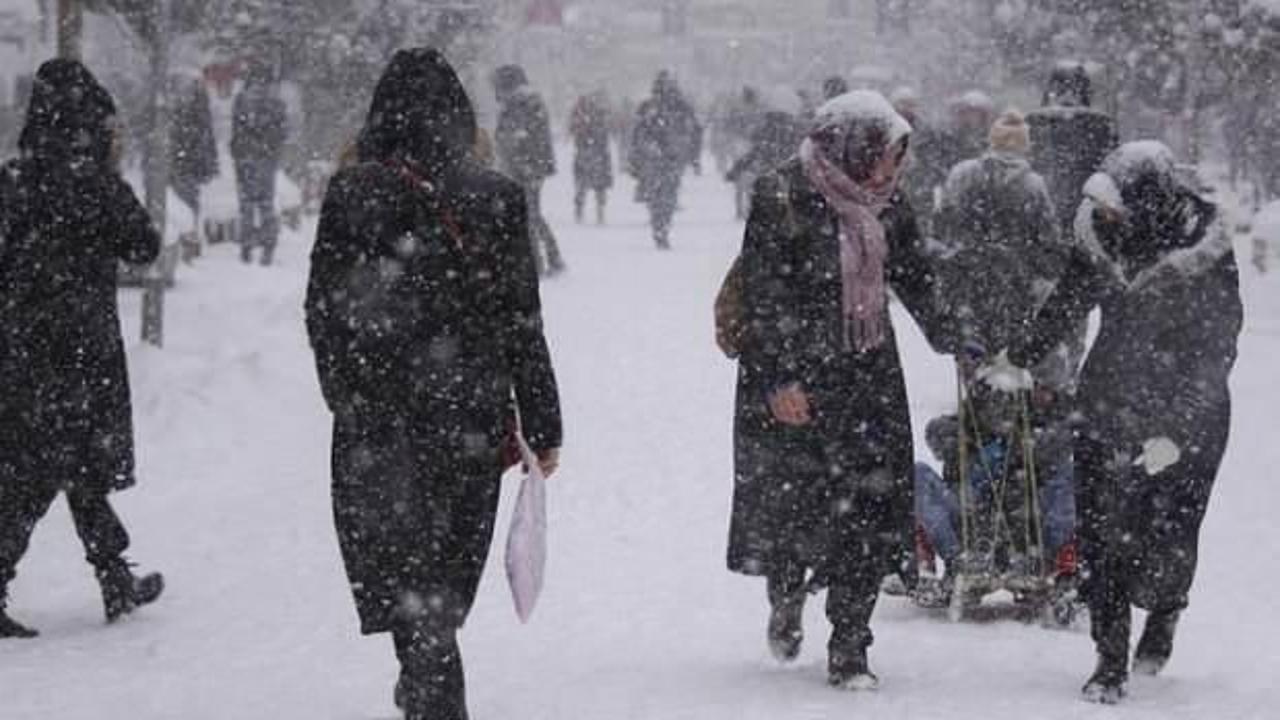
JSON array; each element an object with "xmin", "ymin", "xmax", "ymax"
[
  {"xmin": 988, "ymin": 109, "xmax": 1030, "ymax": 155},
  {"xmin": 809, "ymin": 90, "xmax": 912, "ymax": 181}
]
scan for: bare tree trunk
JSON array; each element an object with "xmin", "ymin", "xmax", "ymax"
[
  {"xmin": 141, "ymin": 1, "xmax": 170, "ymax": 347},
  {"xmin": 56, "ymin": 0, "xmax": 82, "ymax": 59}
]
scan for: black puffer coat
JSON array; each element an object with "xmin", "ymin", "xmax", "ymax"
[
  {"xmin": 1010, "ymin": 144, "xmax": 1242, "ymax": 615},
  {"xmin": 728, "ymin": 160, "xmax": 953, "ymax": 584},
  {"xmin": 0, "ymin": 59, "xmax": 160, "ymax": 495},
  {"xmin": 306, "ymin": 49, "xmax": 562, "ymax": 634}
]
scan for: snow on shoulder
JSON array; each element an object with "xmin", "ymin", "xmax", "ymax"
[{"xmin": 814, "ymin": 90, "xmax": 912, "ymax": 145}]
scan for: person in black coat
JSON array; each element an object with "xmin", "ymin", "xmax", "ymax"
[
  {"xmin": 169, "ymin": 73, "xmax": 219, "ymax": 229},
  {"xmin": 629, "ymin": 70, "xmax": 703, "ymax": 249},
  {"xmin": 729, "ymin": 91, "xmax": 953, "ymax": 689},
  {"xmin": 231, "ymin": 62, "xmax": 288, "ymax": 265},
  {"xmin": 569, "ymin": 90, "xmax": 613, "ymax": 224},
  {"xmin": 1006, "ymin": 141, "xmax": 1242, "ymax": 704},
  {"xmin": 724, "ymin": 110, "xmax": 803, "ymax": 218},
  {"xmin": 493, "ymin": 64, "xmax": 565, "ymax": 275},
  {"xmin": 305, "ymin": 48, "xmax": 563, "ymax": 720},
  {"xmin": 1027, "ymin": 63, "xmax": 1119, "ymax": 238},
  {"xmin": 0, "ymin": 59, "xmax": 164, "ymax": 640}
]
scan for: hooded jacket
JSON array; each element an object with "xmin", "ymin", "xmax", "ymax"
[
  {"xmin": 0, "ymin": 59, "xmax": 160, "ymax": 494},
  {"xmin": 306, "ymin": 48, "xmax": 562, "ymax": 636},
  {"xmin": 1011, "ymin": 142, "xmax": 1241, "ymax": 455}
]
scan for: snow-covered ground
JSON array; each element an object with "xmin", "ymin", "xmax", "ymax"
[{"xmin": 2, "ymin": 164, "xmax": 1279, "ymax": 720}]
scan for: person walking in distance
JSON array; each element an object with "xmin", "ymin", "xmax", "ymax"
[
  {"xmin": 569, "ymin": 89, "xmax": 614, "ymax": 225},
  {"xmin": 629, "ymin": 71, "xmax": 703, "ymax": 249},
  {"xmin": 493, "ymin": 64, "xmax": 565, "ymax": 276},
  {"xmin": 231, "ymin": 62, "xmax": 289, "ymax": 266}
]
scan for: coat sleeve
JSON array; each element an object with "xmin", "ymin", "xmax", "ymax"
[
  {"xmin": 1024, "ymin": 172, "xmax": 1067, "ymax": 284},
  {"xmin": 305, "ymin": 174, "xmax": 362, "ymax": 413},
  {"xmin": 738, "ymin": 174, "xmax": 806, "ymax": 392},
  {"xmin": 1009, "ymin": 245, "xmax": 1106, "ymax": 369},
  {"xmin": 494, "ymin": 185, "xmax": 563, "ymax": 451},
  {"xmin": 104, "ymin": 173, "xmax": 162, "ymax": 265},
  {"xmin": 1167, "ymin": 258, "xmax": 1242, "ymax": 444},
  {"xmin": 885, "ymin": 196, "xmax": 956, "ymax": 354}
]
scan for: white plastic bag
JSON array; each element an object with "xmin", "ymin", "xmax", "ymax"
[{"xmin": 504, "ymin": 434, "xmax": 547, "ymax": 623}]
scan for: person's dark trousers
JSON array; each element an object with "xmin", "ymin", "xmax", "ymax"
[
  {"xmin": 574, "ymin": 182, "xmax": 607, "ymax": 225},
  {"xmin": 1075, "ymin": 433, "xmax": 1131, "ymax": 684},
  {"xmin": 522, "ymin": 179, "xmax": 564, "ymax": 274},
  {"xmin": 0, "ymin": 479, "xmax": 131, "ymax": 595},
  {"xmin": 235, "ymin": 159, "xmax": 280, "ymax": 265},
  {"xmin": 393, "ymin": 616, "xmax": 470, "ymax": 720},
  {"xmin": 825, "ymin": 565, "xmax": 879, "ymax": 661},
  {"xmin": 647, "ymin": 170, "xmax": 682, "ymax": 248}
]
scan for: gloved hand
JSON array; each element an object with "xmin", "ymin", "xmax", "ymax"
[
  {"xmin": 975, "ymin": 350, "xmax": 1033, "ymax": 392},
  {"xmin": 1133, "ymin": 436, "xmax": 1181, "ymax": 476},
  {"xmin": 957, "ymin": 340, "xmax": 987, "ymax": 381}
]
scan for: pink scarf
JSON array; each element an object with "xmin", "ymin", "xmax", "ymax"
[{"xmin": 799, "ymin": 137, "xmax": 896, "ymax": 352}]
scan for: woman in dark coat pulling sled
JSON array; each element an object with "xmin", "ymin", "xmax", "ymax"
[
  {"xmin": 305, "ymin": 48, "xmax": 563, "ymax": 720},
  {"xmin": 728, "ymin": 91, "xmax": 954, "ymax": 689},
  {"xmin": 1005, "ymin": 141, "xmax": 1242, "ymax": 704},
  {"xmin": 0, "ymin": 59, "xmax": 164, "ymax": 639}
]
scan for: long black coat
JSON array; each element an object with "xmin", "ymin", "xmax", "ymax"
[
  {"xmin": 231, "ymin": 83, "xmax": 288, "ymax": 164},
  {"xmin": 569, "ymin": 96, "xmax": 613, "ymax": 191},
  {"xmin": 306, "ymin": 49, "xmax": 561, "ymax": 635},
  {"xmin": 728, "ymin": 160, "xmax": 953, "ymax": 584},
  {"xmin": 629, "ymin": 92, "xmax": 702, "ymax": 182},
  {"xmin": 1011, "ymin": 191, "xmax": 1242, "ymax": 613},
  {"xmin": 0, "ymin": 61, "xmax": 160, "ymax": 496}
]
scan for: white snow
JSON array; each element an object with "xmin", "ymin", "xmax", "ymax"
[
  {"xmin": 815, "ymin": 89, "xmax": 912, "ymax": 145},
  {"xmin": 2, "ymin": 154, "xmax": 1279, "ymax": 719},
  {"xmin": 1100, "ymin": 140, "xmax": 1177, "ymax": 188}
]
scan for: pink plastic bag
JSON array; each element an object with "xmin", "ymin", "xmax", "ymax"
[{"xmin": 504, "ymin": 434, "xmax": 546, "ymax": 623}]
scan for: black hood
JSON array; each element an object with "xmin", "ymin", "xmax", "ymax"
[
  {"xmin": 1043, "ymin": 64, "xmax": 1091, "ymax": 107},
  {"xmin": 356, "ymin": 47, "xmax": 478, "ymax": 171},
  {"xmin": 18, "ymin": 58, "xmax": 117, "ymax": 166},
  {"xmin": 492, "ymin": 64, "xmax": 528, "ymax": 103}
]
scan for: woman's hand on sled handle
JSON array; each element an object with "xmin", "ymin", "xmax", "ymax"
[
  {"xmin": 975, "ymin": 350, "xmax": 1034, "ymax": 393},
  {"xmin": 768, "ymin": 383, "xmax": 813, "ymax": 427}
]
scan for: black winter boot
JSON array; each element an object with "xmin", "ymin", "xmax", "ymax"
[
  {"xmin": 766, "ymin": 569, "xmax": 806, "ymax": 662},
  {"xmin": 767, "ymin": 596, "xmax": 804, "ymax": 663},
  {"xmin": 95, "ymin": 558, "xmax": 164, "ymax": 623},
  {"xmin": 1133, "ymin": 609, "xmax": 1180, "ymax": 676},
  {"xmin": 827, "ymin": 633, "xmax": 878, "ymax": 691},
  {"xmin": 1082, "ymin": 653, "xmax": 1128, "ymax": 704},
  {"xmin": 0, "ymin": 599, "xmax": 38, "ymax": 639}
]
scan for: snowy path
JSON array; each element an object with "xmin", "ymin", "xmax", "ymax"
[{"xmin": 2, "ymin": 169, "xmax": 1278, "ymax": 719}]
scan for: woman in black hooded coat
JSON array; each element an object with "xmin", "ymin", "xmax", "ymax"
[
  {"xmin": 0, "ymin": 59, "xmax": 164, "ymax": 638},
  {"xmin": 305, "ymin": 48, "xmax": 562, "ymax": 720},
  {"xmin": 1008, "ymin": 142, "xmax": 1242, "ymax": 704}
]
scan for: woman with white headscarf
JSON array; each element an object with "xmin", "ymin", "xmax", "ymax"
[{"xmin": 728, "ymin": 90, "xmax": 954, "ymax": 689}]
